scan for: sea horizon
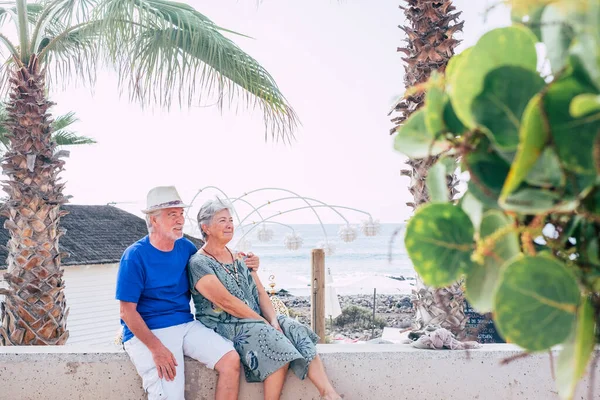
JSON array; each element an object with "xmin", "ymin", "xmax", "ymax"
[{"xmin": 214, "ymin": 223, "xmax": 417, "ymax": 297}]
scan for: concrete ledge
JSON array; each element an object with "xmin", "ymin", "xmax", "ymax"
[{"xmin": 1, "ymin": 344, "xmax": 599, "ymax": 399}]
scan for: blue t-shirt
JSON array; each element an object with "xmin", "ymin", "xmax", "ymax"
[{"xmin": 116, "ymin": 236, "xmax": 198, "ymax": 342}]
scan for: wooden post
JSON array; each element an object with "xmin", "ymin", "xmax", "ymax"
[{"xmin": 311, "ymin": 249, "xmax": 326, "ymax": 343}]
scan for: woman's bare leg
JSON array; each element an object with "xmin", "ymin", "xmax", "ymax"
[
  {"xmin": 214, "ymin": 351, "xmax": 241, "ymax": 400},
  {"xmin": 263, "ymin": 363, "xmax": 289, "ymax": 400},
  {"xmin": 307, "ymin": 355, "xmax": 342, "ymax": 399}
]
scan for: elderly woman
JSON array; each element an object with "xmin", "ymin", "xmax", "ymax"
[{"xmin": 188, "ymin": 198, "xmax": 342, "ymax": 400}]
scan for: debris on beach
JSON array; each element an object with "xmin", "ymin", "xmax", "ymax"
[{"xmin": 282, "ymin": 294, "xmax": 416, "ymax": 342}]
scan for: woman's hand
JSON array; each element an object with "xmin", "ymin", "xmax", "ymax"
[
  {"xmin": 270, "ymin": 317, "xmax": 283, "ymax": 333},
  {"xmin": 238, "ymin": 252, "xmax": 260, "ymax": 272}
]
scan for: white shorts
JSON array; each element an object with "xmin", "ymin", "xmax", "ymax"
[{"xmin": 124, "ymin": 320, "xmax": 235, "ymax": 400}]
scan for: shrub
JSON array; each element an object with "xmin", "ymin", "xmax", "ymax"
[
  {"xmin": 394, "ymin": 2, "xmax": 600, "ymax": 399},
  {"xmin": 333, "ymin": 306, "xmax": 386, "ymax": 329}
]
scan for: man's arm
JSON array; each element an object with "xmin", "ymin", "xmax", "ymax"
[{"xmin": 120, "ymin": 301, "xmax": 178, "ymax": 381}]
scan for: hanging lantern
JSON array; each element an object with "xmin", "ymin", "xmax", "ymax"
[
  {"xmin": 316, "ymin": 241, "xmax": 336, "ymax": 256},
  {"xmin": 338, "ymin": 224, "xmax": 357, "ymax": 243},
  {"xmin": 361, "ymin": 217, "xmax": 381, "ymax": 237},
  {"xmin": 235, "ymin": 238, "xmax": 252, "ymax": 253},
  {"xmin": 284, "ymin": 232, "xmax": 303, "ymax": 250},
  {"xmin": 257, "ymin": 225, "xmax": 274, "ymax": 243}
]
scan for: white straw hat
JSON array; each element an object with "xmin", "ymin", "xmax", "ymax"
[{"xmin": 141, "ymin": 186, "xmax": 189, "ymax": 214}]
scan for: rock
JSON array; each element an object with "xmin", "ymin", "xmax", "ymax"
[
  {"xmin": 398, "ymin": 319, "xmax": 413, "ymax": 329},
  {"xmin": 397, "ymin": 296, "xmax": 413, "ymax": 309}
]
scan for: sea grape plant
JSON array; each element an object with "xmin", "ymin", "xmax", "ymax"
[{"xmin": 394, "ymin": 1, "xmax": 600, "ymax": 398}]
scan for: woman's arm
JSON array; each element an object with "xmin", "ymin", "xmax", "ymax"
[
  {"xmin": 250, "ymin": 271, "xmax": 280, "ymax": 329},
  {"xmin": 195, "ymin": 275, "xmax": 268, "ymax": 323}
]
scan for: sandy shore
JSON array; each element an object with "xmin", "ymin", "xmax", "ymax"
[{"xmin": 280, "ymin": 294, "xmax": 415, "ymax": 342}]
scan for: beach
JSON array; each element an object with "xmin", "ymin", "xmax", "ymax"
[
  {"xmin": 248, "ymin": 223, "xmax": 415, "ymax": 294},
  {"xmin": 241, "ymin": 224, "xmax": 418, "ymax": 340},
  {"xmin": 279, "ymin": 292, "xmax": 416, "ymax": 342}
]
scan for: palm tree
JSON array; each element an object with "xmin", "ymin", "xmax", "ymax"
[
  {"xmin": 390, "ymin": 0, "xmax": 466, "ymax": 337},
  {"xmin": 0, "ymin": 107, "xmax": 95, "ymax": 152},
  {"xmin": 0, "ymin": 0, "xmax": 297, "ymax": 345}
]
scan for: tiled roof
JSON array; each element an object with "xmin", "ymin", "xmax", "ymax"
[{"xmin": 0, "ymin": 205, "xmax": 203, "ymax": 269}]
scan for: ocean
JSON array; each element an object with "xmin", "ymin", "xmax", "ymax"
[{"xmin": 228, "ymin": 223, "xmax": 417, "ymax": 296}]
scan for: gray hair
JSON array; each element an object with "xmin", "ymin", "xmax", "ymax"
[
  {"xmin": 197, "ymin": 197, "xmax": 234, "ymax": 240},
  {"xmin": 145, "ymin": 210, "xmax": 161, "ymax": 233}
]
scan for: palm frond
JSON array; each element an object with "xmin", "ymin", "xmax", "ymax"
[
  {"xmin": 97, "ymin": 0, "xmax": 297, "ymax": 141},
  {"xmin": 46, "ymin": 0, "xmax": 97, "ymax": 25},
  {"xmin": 52, "ymin": 130, "xmax": 95, "ymax": 146},
  {"xmin": 39, "ymin": 19, "xmax": 102, "ymax": 90},
  {"xmin": 0, "ymin": 55, "xmax": 15, "ymax": 98},
  {"xmin": 29, "ymin": 0, "xmax": 99, "ymax": 53},
  {"xmin": 0, "ymin": 102, "xmax": 10, "ymax": 152},
  {"xmin": 0, "ymin": 101, "xmax": 93, "ymax": 150},
  {"xmin": 51, "ymin": 110, "xmax": 78, "ymax": 130},
  {"xmin": 48, "ymin": 108, "xmax": 95, "ymax": 147},
  {"xmin": 24, "ymin": 3, "xmax": 45, "ymax": 24},
  {"xmin": 0, "ymin": 3, "xmax": 17, "ymax": 27}
]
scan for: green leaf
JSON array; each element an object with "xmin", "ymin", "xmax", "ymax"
[
  {"xmin": 501, "ymin": 94, "xmax": 549, "ymax": 198},
  {"xmin": 424, "ymin": 79, "xmax": 447, "ymax": 136},
  {"xmin": 472, "ymin": 66, "xmax": 546, "ymax": 152},
  {"xmin": 52, "ymin": 130, "xmax": 96, "ymax": 147},
  {"xmin": 545, "ymin": 75, "xmax": 600, "ymax": 177},
  {"xmin": 464, "ymin": 138, "xmax": 511, "ymax": 208},
  {"xmin": 460, "ymin": 192, "xmax": 484, "ymax": 231},
  {"xmin": 586, "ymin": 237, "xmax": 600, "ymax": 266},
  {"xmin": 502, "ymin": 188, "xmax": 579, "ymax": 214},
  {"xmin": 581, "ymin": 185, "xmax": 600, "ymax": 216},
  {"xmin": 570, "ymin": 93, "xmax": 600, "ymax": 117},
  {"xmin": 511, "ymin": 5, "xmax": 546, "ymax": 41},
  {"xmin": 525, "ymin": 148, "xmax": 565, "ymax": 188},
  {"xmin": 445, "ymin": 47, "xmax": 471, "ymax": 84},
  {"xmin": 541, "ymin": 5, "xmax": 576, "ymax": 74},
  {"xmin": 443, "ymin": 101, "xmax": 467, "ymax": 134},
  {"xmin": 394, "ymin": 109, "xmax": 451, "ymax": 158},
  {"xmin": 51, "ymin": 111, "xmax": 78, "ymax": 131},
  {"xmin": 404, "ymin": 203, "xmax": 474, "ymax": 287},
  {"xmin": 494, "ymin": 255, "xmax": 580, "ymax": 352},
  {"xmin": 466, "ymin": 211, "xmax": 520, "ymax": 313},
  {"xmin": 448, "ymin": 26, "xmax": 538, "ymax": 128},
  {"xmin": 88, "ymin": 0, "xmax": 298, "ymax": 141},
  {"xmin": 556, "ymin": 297, "xmax": 595, "ymax": 400},
  {"xmin": 571, "ymin": 32, "xmax": 600, "ymax": 91},
  {"xmin": 426, "ymin": 161, "xmax": 449, "ymax": 203}
]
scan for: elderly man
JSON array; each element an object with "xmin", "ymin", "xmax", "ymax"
[{"xmin": 116, "ymin": 186, "xmax": 259, "ymax": 400}]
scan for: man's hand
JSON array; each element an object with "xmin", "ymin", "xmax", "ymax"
[
  {"xmin": 239, "ymin": 252, "xmax": 260, "ymax": 272},
  {"xmin": 150, "ymin": 343, "xmax": 178, "ymax": 381}
]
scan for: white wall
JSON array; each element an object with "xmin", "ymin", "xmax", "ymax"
[
  {"xmin": 63, "ymin": 264, "xmax": 121, "ymax": 348},
  {"xmin": 1, "ymin": 345, "xmax": 599, "ymax": 400}
]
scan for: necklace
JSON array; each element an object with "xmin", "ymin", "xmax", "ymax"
[{"xmin": 202, "ymin": 247, "xmax": 240, "ymax": 286}]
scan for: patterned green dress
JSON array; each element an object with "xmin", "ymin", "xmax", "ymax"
[{"xmin": 187, "ymin": 252, "xmax": 319, "ymax": 383}]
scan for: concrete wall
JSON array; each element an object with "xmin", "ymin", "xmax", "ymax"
[{"xmin": 0, "ymin": 344, "xmax": 598, "ymax": 400}]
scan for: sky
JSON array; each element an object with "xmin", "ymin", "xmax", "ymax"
[{"xmin": 43, "ymin": 0, "xmax": 511, "ymax": 224}]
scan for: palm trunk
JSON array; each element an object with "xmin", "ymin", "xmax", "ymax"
[
  {"xmin": 392, "ymin": 0, "xmax": 465, "ymax": 338},
  {"xmin": 0, "ymin": 54, "xmax": 69, "ymax": 345}
]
